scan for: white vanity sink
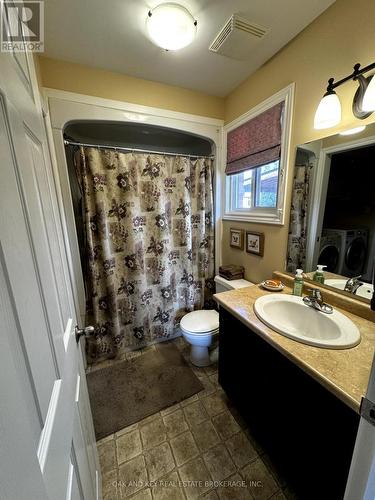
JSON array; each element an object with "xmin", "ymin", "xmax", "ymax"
[
  {"xmin": 325, "ymin": 279, "xmax": 374, "ymax": 300},
  {"xmin": 254, "ymin": 294, "xmax": 360, "ymax": 349}
]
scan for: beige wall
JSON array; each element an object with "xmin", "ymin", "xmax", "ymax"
[
  {"xmin": 222, "ymin": 0, "xmax": 375, "ymax": 283},
  {"xmin": 38, "ymin": 56, "xmax": 224, "ymax": 119}
]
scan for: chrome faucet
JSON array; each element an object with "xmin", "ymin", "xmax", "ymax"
[
  {"xmin": 344, "ymin": 276, "xmax": 364, "ymax": 295},
  {"xmin": 303, "ymin": 289, "xmax": 333, "ymax": 314}
]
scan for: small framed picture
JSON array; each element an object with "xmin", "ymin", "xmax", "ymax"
[
  {"xmin": 229, "ymin": 228, "xmax": 244, "ymax": 249},
  {"xmin": 246, "ymin": 231, "xmax": 264, "ymax": 256}
]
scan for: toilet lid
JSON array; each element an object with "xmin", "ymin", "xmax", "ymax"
[{"xmin": 180, "ymin": 310, "xmax": 219, "ymax": 334}]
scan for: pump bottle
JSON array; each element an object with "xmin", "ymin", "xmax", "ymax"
[
  {"xmin": 293, "ymin": 269, "xmax": 304, "ymax": 297},
  {"xmin": 313, "ymin": 265, "xmax": 327, "ymax": 284}
]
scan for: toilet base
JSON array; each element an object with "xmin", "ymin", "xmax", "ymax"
[{"xmin": 190, "ymin": 345, "xmax": 211, "ymax": 367}]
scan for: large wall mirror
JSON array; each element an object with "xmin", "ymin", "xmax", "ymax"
[{"xmin": 286, "ymin": 123, "xmax": 375, "ymax": 304}]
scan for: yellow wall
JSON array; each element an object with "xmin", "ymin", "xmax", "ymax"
[
  {"xmin": 222, "ymin": 0, "xmax": 375, "ymax": 283},
  {"xmin": 38, "ymin": 56, "xmax": 224, "ymax": 120}
]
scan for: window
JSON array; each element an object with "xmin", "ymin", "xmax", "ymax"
[
  {"xmin": 223, "ymin": 84, "xmax": 294, "ymax": 225},
  {"xmin": 229, "ymin": 160, "xmax": 280, "ymax": 211}
]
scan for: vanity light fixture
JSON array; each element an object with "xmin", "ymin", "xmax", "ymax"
[
  {"xmin": 147, "ymin": 3, "xmax": 197, "ymax": 51},
  {"xmin": 314, "ymin": 88, "xmax": 341, "ymax": 130},
  {"xmin": 339, "ymin": 126, "xmax": 366, "ymax": 136},
  {"xmin": 314, "ymin": 62, "xmax": 375, "ymax": 130},
  {"xmin": 362, "ymin": 75, "xmax": 375, "ymax": 112}
]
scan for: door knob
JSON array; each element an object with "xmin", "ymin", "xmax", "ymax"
[{"xmin": 75, "ymin": 325, "xmax": 95, "ymax": 344}]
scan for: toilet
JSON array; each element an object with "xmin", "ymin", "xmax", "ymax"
[{"xmin": 180, "ymin": 275, "xmax": 254, "ymax": 367}]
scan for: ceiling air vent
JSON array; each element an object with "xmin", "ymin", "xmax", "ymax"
[{"xmin": 209, "ymin": 14, "xmax": 269, "ymax": 60}]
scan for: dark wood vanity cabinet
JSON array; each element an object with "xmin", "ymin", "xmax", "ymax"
[{"xmin": 218, "ymin": 308, "xmax": 360, "ymax": 500}]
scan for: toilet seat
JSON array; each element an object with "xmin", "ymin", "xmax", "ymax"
[
  {"xmin": 180, "ymin": 310, "xmax": 219, "ymax": 334},
  {"xmin": 182, "ymin": 328, "xmax": 219, "ymax": 336}
]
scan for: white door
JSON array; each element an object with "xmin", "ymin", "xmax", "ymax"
[
  {"xmin": 344, "ymin": 352, "xmax": 375, "ymax": 499},
  {"xmin": 0, "ymin": 12, "xmax": 100, "ymax": 500}
]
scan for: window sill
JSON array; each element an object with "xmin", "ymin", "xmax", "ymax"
[{"xmin": 222, "ymin": 210, "xmax": 284, "ymax": 226}]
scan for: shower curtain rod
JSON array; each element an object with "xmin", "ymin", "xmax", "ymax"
[{"xmin": 63, "ymin": 139, "xmax": 214, "ymax": 159}]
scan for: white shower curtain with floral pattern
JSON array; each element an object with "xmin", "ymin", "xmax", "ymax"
[{"xmin": 77, "ymin": 147, "xmax": 215, "ymax": 363}]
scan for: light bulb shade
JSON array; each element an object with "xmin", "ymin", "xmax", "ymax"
[
  {"xmin": 362, "ymin": 75, "xmax": 375, "ymax": 112},
  {"xmin": 314, "ymin": 92, "xmax": 342, "ymax": 130},
  {"xmin": 147, "ymin": 3, "xmax": 197, "ymax": 51}
]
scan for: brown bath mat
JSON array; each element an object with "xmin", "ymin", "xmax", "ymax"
[{"xmin": 87, "ymin": 342, "xmax": 203, "ymax": 440}]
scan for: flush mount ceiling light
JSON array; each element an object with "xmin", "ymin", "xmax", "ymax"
[
  {"xmin": 147, "ymin": 3, "xmax": 197, "ymax": 51},
  {"xmin": 314, "ymin": 62, "xmax": 375, "ymax": 130}
]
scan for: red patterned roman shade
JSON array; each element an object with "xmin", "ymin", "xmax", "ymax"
[{"xmin": 226, "ymin": 102, "xmax": 284, "ymax": 175}]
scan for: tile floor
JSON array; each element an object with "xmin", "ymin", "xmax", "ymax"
[{"xmin": 93, "ymin": 337, "xmax": 298, "ymax": 500}]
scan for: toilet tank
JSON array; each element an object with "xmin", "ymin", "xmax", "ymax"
[{"xmin": 214, "ymin": 275, "xmax": 254, "ymax": 293}]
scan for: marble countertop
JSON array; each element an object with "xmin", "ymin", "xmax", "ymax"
[{"xmin": 214, "ymin": 284, "xmax": 375, "ymax": 413}]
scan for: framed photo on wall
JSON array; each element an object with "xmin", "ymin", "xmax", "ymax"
[
  {"xmin": 246, "ymin": 231, "xmax": 264, "ymax": 256},
  {"xmin": 229, "ymin": 228, "xmax": 244, "ymax": 249}
]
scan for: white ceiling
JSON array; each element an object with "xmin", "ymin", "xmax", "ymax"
[{"xmin": 44, "ymin": 0, "xmax": 335, "ymax": 97}]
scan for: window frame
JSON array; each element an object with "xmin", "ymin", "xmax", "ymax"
[
  {"xmin": 222, "ymin": 84, "xmax": 294, "ymax": 225},
  {"xmin": 228, "ymin": 160, "xmax": 280, "ymax": 212}
]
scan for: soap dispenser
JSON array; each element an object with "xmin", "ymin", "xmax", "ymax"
[
  {"xmin": 313, "ymin": 265, "xmax": 327, "ymax": 284},
  {"xmin": 293, "ymin": 269, "xmax": 304, "ymax": 297}
]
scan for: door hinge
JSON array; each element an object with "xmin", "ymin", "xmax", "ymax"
[{"xmin": 360, "ymin": 396, "xmax": 375, "ymax": 427}]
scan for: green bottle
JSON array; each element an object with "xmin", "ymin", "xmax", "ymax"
[
  {"xmin": 313, "ymin": 265, "xmax": 327, "ymax": 284},
  {"xmin": 293, "ymin": 269, "xmax": 304, "ymax": 296}
]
